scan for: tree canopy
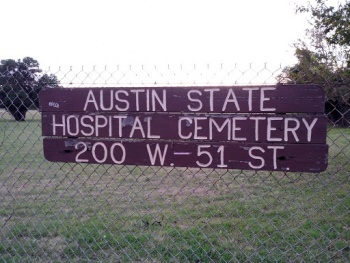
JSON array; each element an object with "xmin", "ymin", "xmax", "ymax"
[
  {"xmin": 0, "ymin": 57, "xmax": 59, "ymax": 121},
  {"xmin": 297, "ymin": 0, "xmax": 350, "ymax": 49},
  {"xmin": 278, "ymin": 0, "xmax": 350, "ymax": 126},
  {"xmin": 295, "ymin": 0, "xmax": 350, "ymax": 68}
]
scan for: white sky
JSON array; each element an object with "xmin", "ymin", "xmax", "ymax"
[{"xmin": 0, "ymin": 0, "xmax": 312, "ymax": 69}]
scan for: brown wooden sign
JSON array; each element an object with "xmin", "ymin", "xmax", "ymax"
[
  {"xmin": 40, "ymin": 85, "xmax": 325, "ymax": 113},
  {"xmin": 41, "ymin": 113, "xmax": 327, "ymax": 143},
  {"xmin": 39, "ymin": 84, "xmax": 328, "ymax": 172},
  {"xmin": 43, "ymin": 139, "xmax": 327, "ymax": 172}
]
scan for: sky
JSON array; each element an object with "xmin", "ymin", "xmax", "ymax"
[{"xmin": 0, "ymin": 0, "xmax": 312, "ymax": 70}]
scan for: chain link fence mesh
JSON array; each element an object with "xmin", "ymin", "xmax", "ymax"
[{"xmin": 0, "ymin": 63, "xmax": 349, "ymax": 262}]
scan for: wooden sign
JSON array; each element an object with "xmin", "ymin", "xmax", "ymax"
[{"xmin": 40, "ymin": 84, "xmax": 328, "ymax": 172}]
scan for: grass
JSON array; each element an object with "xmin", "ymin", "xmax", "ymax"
[{"xmin": 0, "ymin": 110, "xmax": 349, "ymax": 262}]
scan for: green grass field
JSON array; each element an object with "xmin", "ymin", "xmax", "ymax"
[{"xmin": 0, "ymin": 110, "xmax": 349, "ymax": 262}]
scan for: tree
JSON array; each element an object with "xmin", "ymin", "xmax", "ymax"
[
  {"xmin": 278, "ymin": 43, "xmax": 350, "ymax": 126},
  {"xmin": 297, "ymin": 0, "xmax": 350, "ymax": 63},
  {"xmin": 0, "ymin": 57, "xmax": 59, "ymax": 121},
  {"xmin": 279, "ymin": 0, "xmax": 350, "ymax": 127}
]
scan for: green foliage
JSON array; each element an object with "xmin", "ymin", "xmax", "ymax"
[
  {"xmin": 279, "ymin": 0, "xmax": 350, "ymax": 126},
  {"xmin": 297, "ymin": 0, "xmax": 350, "ymax": 50},
  {"xmin": 0, "ymin": 57, "xmax": 59, "ymax": 121},
  {"xmin": 278, "ymin": 44, "xmax": 350, "ymax": 126},
  {"xmin": 279, "ymin": 44, "xmax": 349, "ymax": 95}
]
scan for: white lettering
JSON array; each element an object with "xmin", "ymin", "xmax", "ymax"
[
  {"xmin": 187, "ymin": 90, "xmax": 203, "ymax": 112},
  {"xmin": 250, "ymin": 116, "xmax": 266, "ymax": 141},
  {"xmin": 152, "ymin": 89, "xmax": 167, "ymax": 111},
  {"xmin": 146, "ymin": 89, "xmax": 150, "ymax": 111},
  {"xmin": 194, "ymin": 117, "xmax": 208, "ymax": 140},
  {"xmin": 108, "ymin": 116, "xmax": 113, "ymax": 137},
  {"xmin": 75, "ymin": 142, "xmax": 88, "ymax": 162},
  {"xmin": 178, "ymin": 117, "xmax": 193, "ymax": 139},
  {"xmin": 284, "ymin": 118, "xmax": 300, "ymax": 142},
  {"xmin": 48, "ymin": 102, "xmax": 59, "ymax": 108},
  {"xmin": 95, "ymin": 115, "xmax": 108, "ymax": 137},
  {"xmin": 209, "ymin": 118, "xmax": 231, "ymax": 140},
  {"xmin": 129, "ymin": 116, "xmax": 146, "ymax": 138},
  {"xmin": 146, "ymin": 144, "xmax": 168, "ymax": 165},
  {"xmin": 260, "ymin": 87, "xmax": 276, "ymax": 111},
  {"xmin": 302, "ymin": 118, "xmax": 318, "ymax": 142},
  {"xmin": 222, "ymin": 89, "xmax": 240, "ymax": 112},
  {"xmin": 100, "ymin": 90, "xmax": 113, "ymax": 111},
  {"xmin": 115, "ymin": 90, "xmax": 129, "ymax": 111},
  {"xmin": 204, "ymin": 88, "xmax": 220, "ymax": 111},
  {"xmin": 217, "ymin": 145, "xmax": 227, "ymax": 168},
  {"xmin": 80, "ymin": 115, "xmax": 94, "ymax": 136},
  {"xmin": 243, "ymin": 87, "xmax": 259, "ymax": 111},
  {"xmin": 113, "ymin": 116, "xmax": 127, "ymax": 137},
  {"xmin": 92, "ymin": 142, "xmax": 108, "ymax": 163},
  {"xmin": 267, "ymin": 117, "xmax": 283, "ymax": 141},
  {"xmin": 66, "ymin": 115, "xmax": 79, "ymax": 136},
  {"xmin": 130, "ymin": 89, "xmax": 145, "ymax": 111},
  {"xmin": 196, "ymin": 145, "xmax": 213, "ymax": 167},
  {"xmin": 248, "ymin": 146, "xmax": 265, "ymax": 169},
  {"xmin": 267, "ymin": 146, "xmax": 285, "ymax": 170},
  {"xmin": 83, "ymin": 90, "xmax": 99, "ymax": 111},
  {"xmin": 146, "ymin": 117, "xmax": 160, "ymax": 139},
  {"xmin": 110, "ymin": 143, "xmax": 126, "ymax": 164},
  {"xmin": 52, "ymin": 115, "xmax": 66, "ymax": 136},
  {"xmin": 232, "ymin": 117, "xmax": 247, "ymax": 141}
]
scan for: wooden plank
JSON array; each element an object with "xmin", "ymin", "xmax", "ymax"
[
  {"xmin": 41, "ymin": 113, "xmax": 327, "ymax": 144},
  {"xmin": 39, "ymin": 84, "xmax": 328, "ymax": 172},
  {"xmin": 43, "ymin": 138, "xmax": 328, "ymax": 172},
  {"xmin": 39, "ymin": 84, "xmax": 325, "ymax": 113}
]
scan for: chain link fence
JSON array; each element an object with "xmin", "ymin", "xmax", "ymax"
[{"xmin": 0, "ymin": 63, "xmax": 349, "ymax": 262}]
